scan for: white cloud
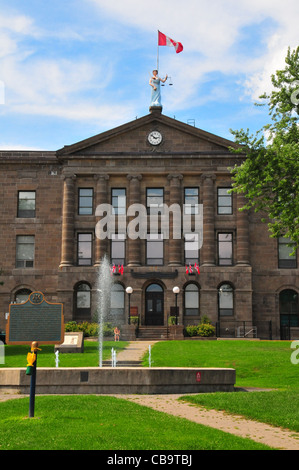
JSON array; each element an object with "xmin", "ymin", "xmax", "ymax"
[
  {"xmin": 0, "ymin": 0, "xmax": 298, "ymax": 141},
  {"xmin": 89, "ymin": 0, "xmax": 299, "ymax": 101}
]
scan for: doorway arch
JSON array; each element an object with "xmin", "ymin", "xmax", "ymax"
[{"xmin": 145, "ymin": 283, "xmax": 164, "ymax": 325}]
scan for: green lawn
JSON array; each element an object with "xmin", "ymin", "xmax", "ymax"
[
  {"xmin": 1, "ymin": 341, "xmax": 128, "ymax": 368},
  {"xmin": 180, "ymin": 390, "xmax": 299, "ymax": 433},
  {"xmin": 143, "ymin": 340, "xmax": 298, "ymax": 389},
  {"xmin": 0, "ymin": 395, "xmax": 272, "ymax": 450},
  {"xmin": 1, "ymin": 339, "xmax": 298, "ymax": 450},
  {"xmin": 145, "ymin": 340, "xmax": 299, "ymax": 434}
]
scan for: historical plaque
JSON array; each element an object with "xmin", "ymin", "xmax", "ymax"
[
  {"xmin": 6, "ymin": 292, "xmax": 64, "ymax": 345},
  {"xmin": 54, "ymin": 332, "xmax": 84, "ymax": 353}
]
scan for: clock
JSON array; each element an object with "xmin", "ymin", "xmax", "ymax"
[{"xmin": 148, "ymin": 131, "xmax": 163, "ymax": 146}]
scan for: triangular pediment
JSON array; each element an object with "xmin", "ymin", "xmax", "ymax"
[{"xmin": 56, "ymin": 110, "xmax": 238, "ymax": 158}]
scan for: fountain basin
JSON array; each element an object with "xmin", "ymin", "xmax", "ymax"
[{"xmin": 0, "ymin": 367, "xmax": 235, "ymax": 395}]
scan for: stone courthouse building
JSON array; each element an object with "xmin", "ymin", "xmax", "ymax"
[{"xmin": 0, "ymin": 106, "xmax": 298, "ymax": 340}]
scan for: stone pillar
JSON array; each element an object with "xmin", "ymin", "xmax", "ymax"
[
  {"xmin": 201, "ymin": 173, "xmax": 216, "ymax": 266},
  {"xmin": 127, "ymin": 174, "xmax": 142, "ymax": 266},
  {"xmin": 167, "ymin": 174, "xmax": 183, "ymax": 266},
  {"xmin": 60, "ymin": 176, "xmax": 75, "ymax": 267},
  {"xmin": 236, "ymin": 193, "xmax": 250, "ymax": 265},
  {"xmin": 94, "ymin": 175, "xmax": 109, "ymax": 266}
]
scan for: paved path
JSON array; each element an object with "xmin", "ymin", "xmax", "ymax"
[{"xmin": 115, "ymin": 340, "xmax": 157, "ymax": 364}]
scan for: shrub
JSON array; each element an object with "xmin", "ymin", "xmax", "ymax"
[
  {"xmin": 200, "ymin": 315, "xmax": 212, "ymax": 325},
  {"xmin": 185, "ymin": 323, "xmax": 215, "ymax": 337},
  {"xmin": 64, "ymin": 321, "xmax": 116, "ymax": 337},
  {"xmin": 65, "ymin": 321, "xmax": 79, "ymax": 332},
  {"xmin": 197, "ymin": 323, "xmax": 215, "ymax": 337},
  {"xmin": 185, "ymin": 325, "xmax": 199, "ymax": 337}
]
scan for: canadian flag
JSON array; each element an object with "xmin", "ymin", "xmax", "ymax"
[
  {"xmin": 158, "ymin": 31, "xmax": 183, "ymax": 54},
  {"xmin": 194, "ymin": 263, "xmax": 200, "ymax": 274}
]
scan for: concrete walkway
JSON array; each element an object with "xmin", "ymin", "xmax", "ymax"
[{"xmin": 115, "ymin": 340, "xmax": 157, "ymax": 365}]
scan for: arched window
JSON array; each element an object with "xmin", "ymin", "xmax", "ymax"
[
  {"xmin": 280, "ymin": 290, "xmax": 298, "ymax": 327},
  {"xmin": 218, "ymin": 284, "xmax": 234, "ymax": 317},
  {"xmin": 74, "ymin": 282, "xmax": 91, "ymax": 320},
  {"xmin": 110, "ymin": 284, "xmax": 125, "ymax": 316},
  {"xmin": 15, "ymin": 288, "xmax": 32, "ymax": 304},
  {"xmin": 184, "ymin": 283, "xmax": 199, "ymax": 316}
]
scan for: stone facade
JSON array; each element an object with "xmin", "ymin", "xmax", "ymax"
[{"xmin": 0, "ymin": 109, "xmax": 298, "ymax": 339}]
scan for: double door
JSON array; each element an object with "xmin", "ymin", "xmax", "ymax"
[{"xmin": 145, "ymin": 284, "xmax": 164, "ymax": 326}]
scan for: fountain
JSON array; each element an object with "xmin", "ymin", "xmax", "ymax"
[
  {"xmin": 55, "ymin": 350, "xmax": 59, "ymax": 368},
  {"xmin": 0, "ymin": 255, "xmax": 237, "ymax": 395},
  {"xmin": 111, "ymin": 348, "xmax": 117, "ymax": 367},
  {"xmin": 96, "ymin": 255, "xmax": 114, "ymax": 367}
]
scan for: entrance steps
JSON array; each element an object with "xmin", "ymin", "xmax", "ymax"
[{"xmin": 137, "ymin": 326, "xmax": 168, "ymax": 340}]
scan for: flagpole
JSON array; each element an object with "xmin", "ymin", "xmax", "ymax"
[{"xmin": 157, "ymin": 30, "xmax": 159, "ymax": 71}]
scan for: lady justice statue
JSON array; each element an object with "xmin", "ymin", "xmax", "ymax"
[{"xmin": 149, "ymin": 70, "xmax": 168, "ymax": 109}]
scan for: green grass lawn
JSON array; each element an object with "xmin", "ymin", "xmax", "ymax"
[
  {"xmin": 143, "ymin": 340, "xmax": 298, "ymax": 389},
  {"xmin": 145, "ymin": 340, "xmax": 299, "ymax": 434},
  {"xmin": 1, "ymin": 341, "xmax": 128, "ymax": 368},
  {"xmin": 180, "ymin": 390, "xmax": 299, "ymax": 433},
  {"xmin": 0, "ymin": 395, "xmax": 272, "ymax": 450},
  {"xmin": 1, "ymin": 339, "xmax": 298, "ymax": 450}
]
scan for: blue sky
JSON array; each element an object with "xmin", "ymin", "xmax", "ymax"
[{"xmin": 0, "ymin": 0, "xmax": 298, "ymax": 150}]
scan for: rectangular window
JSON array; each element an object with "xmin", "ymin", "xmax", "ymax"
[
  {"xmin": 146, "ymin": 188, "xmax": 164, "ymax": 215},
  {"xmin": 18, "ymin": 191, "xmax": 36, "ymax": 218},
  {"xmin": 112, "ymin": 189, "xmax": 126, "ymax": 215},
  {"xmin": 78, "ymin": 188, "xmax": 93, "ymax": 215},
  {"xmin": 184, "ymin": 233, "xmax": 199, "ymax": 265},
  {"xmin": 16, "ymin": 235, "xmax": 35, "ymax": 268},
  {"xmin": 111, "ymin": 234, "xmax": 125, "ymax": 265},
  {"xmin": 184, "ymin": 188, "xmax": 199, "ymax": 215},
  {"xmin": 278, "ymin": 237, "xmax": 297, "ymax": 268},
  {"xmin": 217, "ymin": 188, "xmax": 232, "ymax": 214},
  {"xmin": 77, "ymin": 233, "xmax": 92, "ymax": 265},
  {"xmin": 218, "ymin": 233, "xmax": 233, "ymax": 265},
  {"xmin": 146, "ymin": 233, "xmax": 163, "ymax": 265}
]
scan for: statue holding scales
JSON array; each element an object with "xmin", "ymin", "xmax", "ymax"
[{"xmin": 149, "ymin": 70, "xmax": 168, "ymax": 108}]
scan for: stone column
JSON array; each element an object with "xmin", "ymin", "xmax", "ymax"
[
  {"xmin": 236, "ymin": 193, "xmax": 250, "ymax": 265},
  {"xmin": 60, "ymin": 176, "xmax": 75, "ymax": 267},
  {"xmin": 201, "ymin": 173, "xmax": 216, "ymax": 266},
  {"xmin": 127, "ymin": 174, "xmax": 142, "ymax": 266},
  {"xmin": 167, "ymin": 174, "xmax": 183, "ymax": 266},
  {"xmin": 94, "ymin": 175, "xmax": 109, "ymax": 266}
]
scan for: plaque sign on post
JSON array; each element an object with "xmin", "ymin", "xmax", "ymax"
[
  {"xmin": 6, "ymin": 291, "xmax": 64, "ymax": 345},
  {"xmin": 6, "ymin": 292, "xmax": 64, "ymax": 417}
]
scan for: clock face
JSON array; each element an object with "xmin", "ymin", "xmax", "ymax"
[{"xmin": 148, "ymin": 131, "xmax": 162, "ymax": 145}]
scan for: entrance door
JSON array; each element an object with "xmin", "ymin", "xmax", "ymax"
[
  {"xmin": 145, "ymin": 284, "xmax": 164, "ymax": 325},
  {"xmin": 280, "ymin": 289, "xmax": 299, "ymax": 340}
]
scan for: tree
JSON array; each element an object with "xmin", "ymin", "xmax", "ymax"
[{"xmin": 230, "ymin": 46, "xmax": 299, "ymax": 248}]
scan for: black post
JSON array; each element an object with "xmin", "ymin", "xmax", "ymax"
[
  {"xmin": 29, "ymin": 350, "xmax": 37, "ymax": 418},
  {"xmin": 128, "ymin": 293, "xmax": 131, "ymax": 325},
  {"xmin": 175, "ymin": 293, "xmax": 178, "ymax": 325}
]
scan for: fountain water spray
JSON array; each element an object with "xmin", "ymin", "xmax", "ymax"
[
  {"xmin": 148, "ymin": 345, "xmax": 152, "ymax": 367},
  {"xmin": 55, "ymin": 350, "xmax": 59, "ymax": 368},
  {"xmin": 111, "ymin": 348, "xmax": 117, "ymax": 367},
  {"xmin": 96, "ymin": 255, "xmax": 114, "ymax": 367}
]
